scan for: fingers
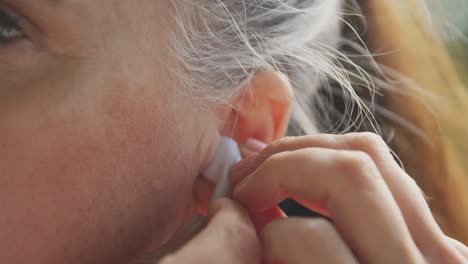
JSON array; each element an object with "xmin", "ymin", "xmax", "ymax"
[
  {"xmin": 233, "ymin": 147, "xmax": 424, "ymax": 263},
  {"xmin": 233, "ymin": 133, "xmax": 452, "ymax": 258},
  {"xmin": 160, "ymin": 199, "xmax": 261, "ymax": 264},
  {"xmin": 341, "ymin": 133, "xmax": 459, "ymax": 261},
  {"xmin": 261, "ymin": 217, "xmax": 358, "ymax": 264},
  {"xmin": 448, "ymin": 237, "xmax": 468, "ymax": 260}
]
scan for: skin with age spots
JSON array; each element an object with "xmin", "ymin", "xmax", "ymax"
[{"xmin": 0, "ymin": 1, "xmax": 222, "ymax": 263}]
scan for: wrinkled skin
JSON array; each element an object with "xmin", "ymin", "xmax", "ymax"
[{"xmin": 0, "ymin": 1, "xmax": 220, "ymax": 263}]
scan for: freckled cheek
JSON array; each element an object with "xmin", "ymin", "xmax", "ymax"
[{"xmin": 0, "ymin": 96, "xmax": 197, "ymax": 261}]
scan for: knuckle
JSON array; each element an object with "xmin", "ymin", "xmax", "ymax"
[
  {"xmin": 358, "ymin": 132, "xmax": 385, "ymax": 144},
  {"xmin": 223, "ymin": 219, "xmax": 260, "ymax": 259},
  {"xmin": 337, "ymin": 150, "xmax": 373, "ymax": 174},
  {"xmin": 349, "ymin": 132, "xmax": 392, "ymax": 158},
  {"xmin": 208, "ymin": 199, "xmax": 261, "ymax": 263},
  {"xmin": 226, "ymin": 219, "xmax": 257, "ymax": 243},
  {"xmin": 222, "ymin": 205, "xmax": 256, "ymax": 239},
  {"xmin": 259, "ymin": 151, "xmax": 289, "ymax": 177},
  {"xmin": 301, "ymin": 218, "xmax": 336, "ymax": 237},
  {"xmin": 336, "ymin": 151, "xmax": 381, "ymax": 189},
  {"xmin": 265, "ymin": 151, "xmax": 289, "ymax": 165},
  {"xmin": 268, "ymin": 136, "xmax": 295, "ymax": 152},
  {"xmin": 354, "ymin": 131, "xmax": 384, "ymax": 143}
]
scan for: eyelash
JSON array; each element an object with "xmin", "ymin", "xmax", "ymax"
[{"xmin": 0, "ymin": 7, "xmax": 24, "ymax": 45}]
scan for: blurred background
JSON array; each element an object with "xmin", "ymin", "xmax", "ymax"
[
  {"xmin": 283, "ymin": 1, "xmax": 468, "ymax": 243},
  {"xmin": 429, "ymin": 0, "xmax": 468, "ymax": 83}
]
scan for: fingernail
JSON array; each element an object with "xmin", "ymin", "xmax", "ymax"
[
  {"xmin": 245, "ymin": 138, "xmax": 267, "ymax": 152},
  {"xmin": 231, "ymin": 139, "xmax": 266, "ymax": 186}
]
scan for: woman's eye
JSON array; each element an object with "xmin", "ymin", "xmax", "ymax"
[{"xmin": 0, "ymin": 8, "xmax": 24, "ymax": 44}]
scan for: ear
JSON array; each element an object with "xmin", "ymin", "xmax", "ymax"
[
  {"xmin": 194, "ymin": 71, "xmax": 292, "ymax": 214},
  {"xmin": 219, "ymin": 70, "xmax": 293, "ymax": 145}
]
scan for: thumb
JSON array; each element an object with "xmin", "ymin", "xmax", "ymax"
[{"xmin": 161, "ymin": 199, "xmax": 261, "ymax": 264}]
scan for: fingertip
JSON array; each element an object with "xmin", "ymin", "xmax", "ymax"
[
  {"xmin": 208, "ymin": 197, "xmax": 233, "ymax": 216},
  {"xmin": 207, "ymin": 198, "xmax": 249, "ymax": 222}
]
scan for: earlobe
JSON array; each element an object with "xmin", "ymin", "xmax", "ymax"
[{"xmin": 221, "ymin": 70, "xmax": 293, "ymax": 145}]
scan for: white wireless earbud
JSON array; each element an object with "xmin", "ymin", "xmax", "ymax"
[
  {"xmin": 202, "ymin": 136, "xmax": 242, "ymax": 202},
  {"xmin": 131, "ymin": 137, "xmax": 242, "ymax": 262},
  {"xmin": 202, "ymin": 136, "xmax": 241, "ymax": 183}
]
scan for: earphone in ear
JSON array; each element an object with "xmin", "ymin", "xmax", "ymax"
[
  {"xmin": 131, "ymin": 137, "xmax": 242, "ymax": 263},
  {"xmin": 202, "ymin": 137, "xmax": 241, "ymax": 201},
  {"xmin": 202, "ymin": 136, "xmax": 241, "ymax": 183},
  {"xmin": 202, "ymin": 137, "xmax": 241, "ymax": 202}
]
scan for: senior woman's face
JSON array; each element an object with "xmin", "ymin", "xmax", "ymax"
[{"xmin": 0, "ymin": 1, "xmax": 220, "ymax": 263}]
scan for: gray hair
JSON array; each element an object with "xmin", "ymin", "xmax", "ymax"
[{"xmin": 170, "ymin": 0, "xmax": 379, "ymax": 136}]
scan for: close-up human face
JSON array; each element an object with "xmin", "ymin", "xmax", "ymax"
[
  {"xmin": 0, "ymin": 1, "xmax": 221, "ymax": 263},
  {"xmin": 2, "ymin": 0, "xmax": 468, "ymax": 263}
]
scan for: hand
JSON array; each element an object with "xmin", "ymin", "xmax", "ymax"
[
  {"xmin": 159, "ymin": 199, "xmax": 261, "ymax": 264},
  {"xmin": 232, "ymin": 133, "xmax": 468, "ymax": 264}
]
